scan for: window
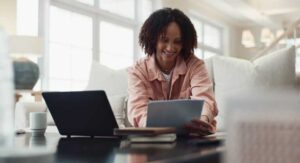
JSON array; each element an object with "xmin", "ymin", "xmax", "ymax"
[
  {"xmin": 99, "ymin": 0, "xmax": 135, "ymax": 19},
  {"xmin": 17, "ymin": 0, "xmax": 153, "ymax": 91},
  {"xmin": 204, "ymin": 24, "xmax": 221, "ymax": 49},
  {"xmin": 190, "ymin": 16, "xmax": 223, "ymax": 59},
  {"xmin": 99, "ymin": 21, "xmax": 134, "ymax": 69},
  {"xmin": 190, "ymin": 17, "xmax": 202, "ymax": 44},
  {"xmin": 49, "ymin": 6, "xmax": 92, "ymax": 91},
  {"xmin": 45, "ymin": 0, "xmax": 151, "ymax": 91}
]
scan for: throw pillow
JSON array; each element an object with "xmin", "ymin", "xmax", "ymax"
[
  {"xmin": 107, "ymin": 95, "xmax": 126, "ymax": 128},
  {"xmin": 85, "ymin": 61, "xmax": 128, "ymax": 96},
  {"xmin": 213, "ymin": 46, "xmax": 296, "ymax": 131},
  {"xmin": 85, "ymin": 61, "xmax": 129, "ymax": 128},
  {"xmin": 47, "ymin": 109, "xmax": 55, "ymax": 126},
  {"xmin": 204, "ymin": 57, "xmax": 214, "ymax": 87}
]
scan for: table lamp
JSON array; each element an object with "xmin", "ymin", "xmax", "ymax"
[{"xmin": 8, "ymin": 35, "xmax": 44, "ymax": 90}]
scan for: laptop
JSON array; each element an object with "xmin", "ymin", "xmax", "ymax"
[
  {"xmin": 146, "ymin": 99, "xmax": 204, "ymax": 135},
  {"xmin": 42, "ymin": 90, "xmax": 119, "ymax": 137}
]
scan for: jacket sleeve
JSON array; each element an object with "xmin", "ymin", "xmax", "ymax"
[
  {"xmin": 189, "ymin": 61, "xmax": 218, "ymax": 130},
  {"xmin": 127, "ymin": 67, "xmax": 149, "ymax": 127}
]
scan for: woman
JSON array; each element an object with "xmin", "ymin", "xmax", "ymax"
[{"xmin": 127, "ymin": 8, "xmax": 218, "ymax": 136}]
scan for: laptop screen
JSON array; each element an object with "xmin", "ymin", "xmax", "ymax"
[{"xmin": 42, "ymin": 90, "xmax": 118, "ymax": 137}]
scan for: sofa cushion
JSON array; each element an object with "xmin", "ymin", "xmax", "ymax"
[
  {"xmin": 86, "ymin": 61, "xmax": 128, "ymax": 96},
  {"xmin": 46, "ymin": 109, "xmax": 55, "ymax": 126},
  {"xmin": 213, "ymin": 46, "xmax": 296, "ymax": 131},
  {"xmin": 85, "ymin": 61, "xmax": 128, "ymax": 127},
  {"xmin": 204, "ymin": 57, "xmax": 215, "ymax": 91},
  {"xmin": 107, "ymin": 95, "xmax": 126, "ymax": 128}
]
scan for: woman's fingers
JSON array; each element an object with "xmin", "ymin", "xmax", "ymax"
[
  {"xmin": 190, "ymin": 118, "xmax": 213, "ymax": 131},
  {"xmin": 185, "ymin": 126, "xmax": 211, "ymax": 136},
  {"xmin": 184, "ymin": 121, "xmax": 213, "ymax": 136}
]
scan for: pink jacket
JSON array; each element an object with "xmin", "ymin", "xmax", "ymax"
[{"xmin": 127, "ymin": 54, "xmax": 218, "ymax": 129}]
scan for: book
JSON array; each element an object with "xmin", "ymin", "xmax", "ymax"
[{"xmin": 113, "ymin": 127, "xmax": 176, "ymax": 136}]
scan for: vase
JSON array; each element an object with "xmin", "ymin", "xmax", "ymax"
[{"xmin": 13, "ymin": 58, "xmax": 39, "ymax": 90}]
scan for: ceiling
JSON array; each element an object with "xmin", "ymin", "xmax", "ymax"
[{"xmin": 192, "ymin": 0, "xmax": 300, "ymax": 29}]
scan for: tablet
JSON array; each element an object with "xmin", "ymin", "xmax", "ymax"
[{"xmin": 146, "ymin": 99, "xmax": 203, "ymax": 135}]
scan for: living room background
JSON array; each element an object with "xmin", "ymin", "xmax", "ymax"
[
  {"xmin": 14, "ymin": 0, "xmax": 226, "ymax": 91},
  {"xmin": 3, "ymin": 0, "xmax": 299, "ymax": 92},
  {"xmin": 2, "ymin": 0, "xmax": 299, "ymax": 144}
]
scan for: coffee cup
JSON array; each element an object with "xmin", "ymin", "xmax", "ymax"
[{"xmin": 29, "ymin": 112, "xmax": 47, "ymax": 136}]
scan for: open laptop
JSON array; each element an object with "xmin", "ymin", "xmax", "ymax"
[
  {"xmin": 42, "ymin": 90, "xmax": 119, "ymax": 137},
  {"xmin": 146, "ymin": 99, "xmax": 204, "ymax": 135}
]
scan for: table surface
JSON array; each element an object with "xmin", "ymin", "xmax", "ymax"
[{"xmin": 12, "ymin": 132, "xmax": 224, "ymax": 163}]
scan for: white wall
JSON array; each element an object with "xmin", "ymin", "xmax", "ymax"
[{"xmin": 0, "ymin": 0, "xmax": 16, "ymax": 34}]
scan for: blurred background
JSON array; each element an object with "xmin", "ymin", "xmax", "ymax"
[{"xmin": 0, "ymin": 0, "xmax": 299, "ymax": 91}]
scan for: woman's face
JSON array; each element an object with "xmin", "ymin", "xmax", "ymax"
[{"xmin": 155, "ymin": 22, "xmax": 182, "ymax": 65}]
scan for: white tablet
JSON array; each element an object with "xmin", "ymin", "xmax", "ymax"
[{"xmin": 146, "ymin": 99, "xmax": 203, "ymax": 135}]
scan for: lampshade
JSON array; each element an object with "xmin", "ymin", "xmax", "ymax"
[
  {"xmin": 8, "ymin": 35, "xmax": 44, "ymax": 57},
  {"xmin": 241, "ymin": 30, "xmax": 255, "ymax": 48},
  {"xmin": 260, "ymin": 28, "xmax": 274, "ymax": 46}
]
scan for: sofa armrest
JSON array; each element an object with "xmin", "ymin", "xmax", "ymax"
[{"xmin": 14, "ymin": 102, "xmax": 47, "ymax": 130}]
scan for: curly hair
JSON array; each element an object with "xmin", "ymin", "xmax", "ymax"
[{"xmin": 139, "ymin": 8, "xmax": 197, "ymax": 60}]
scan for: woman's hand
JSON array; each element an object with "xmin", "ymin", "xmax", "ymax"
[{"xmin": 184, "ymin": 116, "xmax": 214, "ymax": 136}]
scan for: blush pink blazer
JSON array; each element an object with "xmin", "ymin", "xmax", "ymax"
[{"xmin": 127, "ymin": 55, "xmax": 218, "ymax": 130}]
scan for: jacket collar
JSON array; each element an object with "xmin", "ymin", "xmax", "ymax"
[{"xmin": 147, "ymin": 54, "xmax": 187, "ymax": 81}]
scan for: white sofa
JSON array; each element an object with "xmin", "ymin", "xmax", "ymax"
[
  {"xmin": 206, "ymin": 46, "xmax": 299, "ymax": 130},
  {"xmin": 15, "ymin": 46, "xmax": 299, "ymax": 131}
]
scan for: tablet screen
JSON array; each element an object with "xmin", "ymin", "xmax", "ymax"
[{"xmin": 146, "ymin": 99, "xmax": 203, "ymax": 135}]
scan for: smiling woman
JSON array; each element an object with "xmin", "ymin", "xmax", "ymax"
[{"xmin": 127, "ymin": 8, "xmax": 218, "ymax": 136}]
